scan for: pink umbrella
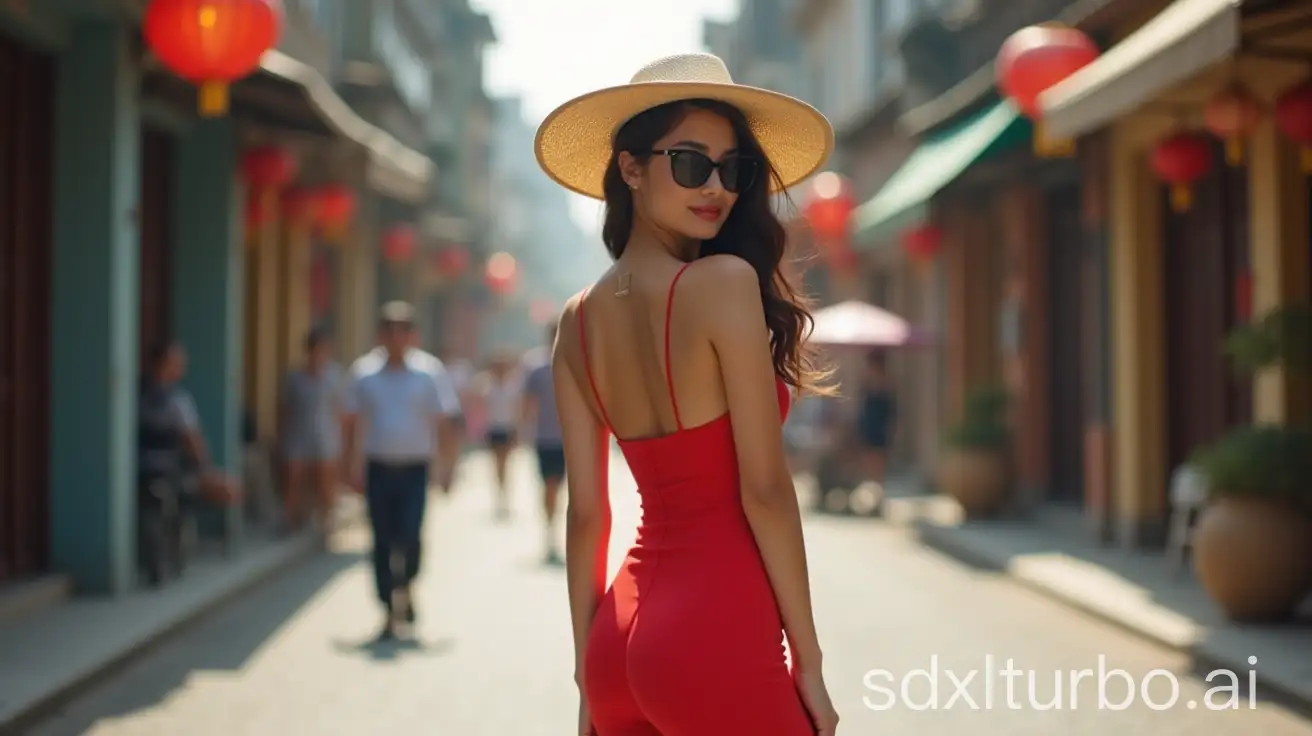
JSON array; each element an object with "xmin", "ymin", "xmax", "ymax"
[{"xmin": 807, "ymin": 300, "xmax": 929, "ymax": 347}]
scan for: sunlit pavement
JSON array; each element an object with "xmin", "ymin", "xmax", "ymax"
[{"xmin": 28, "ymin": 449, "xmax": 1312, "ymax": 735}]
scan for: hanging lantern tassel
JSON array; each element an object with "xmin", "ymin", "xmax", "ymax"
[
  {"xmin": 260, "ymin": 186, "xmax": 278, "ymax": 228},
  {"xmin": 1171, "ymin": 183, "xmax": 1193, "ymax": 212},
  {"xmin": 198, "ymin": 81, "xmax": 230, "ymax": 117},
  {"xmin": 322, "ymin": 222, "xmax": 347, "ymax": 244},
  {"xmin": 1032, "ymin": 119, "xmax": 1075, "ymax": 158},
  {"xmin": 1152, "ymin": 131, "xmax": 1211, "ymax": 214},
  {"xmin": 1225, "ymin": 137, "xmax": 1245, "ymax": 166}
]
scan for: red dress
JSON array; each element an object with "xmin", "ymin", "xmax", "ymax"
[{"xmin": 576, "ymin": 263, "xmax": 813, "ymax": 735}]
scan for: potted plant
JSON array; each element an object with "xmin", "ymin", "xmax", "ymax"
[
  {"xmin": 937, "ymin": 385, "xmax": 1012, "ymax": 517},
  {"xmin": 1189, "ymin": 304, "xmax": 1312, "ymax": 622}
]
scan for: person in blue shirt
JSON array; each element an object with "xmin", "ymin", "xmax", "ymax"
[{"xmin": 520, "ymin": 321, "xmax": 566, "ymax": 564}]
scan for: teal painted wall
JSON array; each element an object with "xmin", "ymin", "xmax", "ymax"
[
  {"xmin": 49, "ymin": 22, "xmax": 141, "ymax": 596},
  {"xmin": 172, "ymin": 119, "xmax": 245, "ymax": 544}
]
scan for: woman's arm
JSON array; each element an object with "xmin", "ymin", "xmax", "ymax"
[
  {"xmin": 702, "ymin": 256, "xmax": 823, "ymax": 672},
  {"xmin": 554, "ymin": 309, "xmax": 612, "ymax": 683}
]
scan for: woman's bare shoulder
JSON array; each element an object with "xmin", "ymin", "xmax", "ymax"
[
  {"xmin": 556, "ymin": 289, "xmax": 587, "ymax": 331},
  {"xmin": 688, "ymin": 253, "xmax": 756, "ymax": 280},
  {"xmin": 681, "ymin": 255, "xmax": 762, "ymax": 316},
  {"xmin": 551, "ymin": 290, "xmax": 589, "ymax": 367}
]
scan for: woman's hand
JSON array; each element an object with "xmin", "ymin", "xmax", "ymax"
[
  {"xmin": 577, "ymin": 690, "xmax": 595, "ymax": 736},
  {"xmin": 796, "ymin": 669, "xmax": 839, "ymax": 735}
]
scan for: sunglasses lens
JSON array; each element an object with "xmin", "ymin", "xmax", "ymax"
[
  {"xmin": 669, "ymin": 151, "xmax": 714, "ymax": 188},
  {"xmin": 717, "ymin": 158, "xmax": 738, "ymax": 191},
  {"xmin": 716, "ymin": 157, "xmax": 757, "ymax": 193}
]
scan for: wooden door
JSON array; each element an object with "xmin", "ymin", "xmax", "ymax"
[
  {"xmin": 139, "ymin": 128, "xmax": 174, "ymax": 365},
  {"xmin": 1046, "ymin": 184, "xmax": 1085, "ymax": 503},
  {"xmin": 1163, "ymin": 142, "xmax": 1251, "ymax": 485},
  {"xmin": 0, "ymin": 34, "xmax": 54, "ymax": 583}
]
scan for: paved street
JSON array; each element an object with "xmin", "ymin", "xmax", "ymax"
[{"xmin": 28, "ymin": 449, "xmax": 1312, "ymax": 735}]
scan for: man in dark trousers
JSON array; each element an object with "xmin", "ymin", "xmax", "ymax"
[{"xmin": 342, "ymin": 302, "xmax": 462, "ymax": 639}]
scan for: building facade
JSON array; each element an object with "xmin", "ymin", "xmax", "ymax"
[
  {"xmin": 0, "ymin": 0, "xmax": 436, "ymax": 597},
  {"xmin": 772, "ymin": 0, "xmax": 946, "ymax": 476},
  {"xmin": 1037, "ymin": 0, "xmax": 1312, "ymax": 546},
  {"xmin": 852, "ymin": 0, "xmax": 1144, "ymax": 528},
  {"xmin": 846, "ymin": 0, "xmax": 1312, "ymax": 555},
  {"xmin": 483, "ymin": 95, "xmax": 597, "ymax": 353}
]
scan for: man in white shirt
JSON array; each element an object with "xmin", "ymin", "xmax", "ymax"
[
  {"xmin": 348, "ymin": 322, "xmax": 461, "ymax": 490},
  {"xmin": 342, "ymin": 302, "xmax": 462, "ymax": 639}
]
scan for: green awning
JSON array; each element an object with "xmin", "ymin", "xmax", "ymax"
[{"xmin": 854, "ymin": 99, "xmax": 1030, "ymax": 246}]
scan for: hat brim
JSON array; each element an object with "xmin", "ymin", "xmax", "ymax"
[{"xmin": 534, "ymin": 81, "xmax": 835, "ymax": 201}]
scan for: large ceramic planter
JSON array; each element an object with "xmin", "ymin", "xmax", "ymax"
[
  {"xmin": 938, "ymin": 448, "xmax": 1008, "ymax": 517},
  {"xmin": 1192, "ymin": 497, "xmax": 1312, "ymax": 622}
]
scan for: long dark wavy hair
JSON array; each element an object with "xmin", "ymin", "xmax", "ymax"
[{"xmin": 600, "ymin": 98, "xmax": 833, "ymax": 396}]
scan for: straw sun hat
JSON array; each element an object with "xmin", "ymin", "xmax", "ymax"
[{"xmin": 534, "ymin": 53, "xmax": 834, "ymax": 200}]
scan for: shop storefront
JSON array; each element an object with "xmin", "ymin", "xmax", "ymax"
[{"xmin": 1040, "ymin": 0, "xmax": 1312, "ymax": 545}]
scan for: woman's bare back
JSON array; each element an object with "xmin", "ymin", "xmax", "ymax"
[{"xmin": 561, "ymin": 256, "xmax": 740, "ymax": 441}]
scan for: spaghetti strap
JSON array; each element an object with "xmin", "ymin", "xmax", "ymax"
[
  {"xmin": 664, "ymin": 262, "xmax": 693, "ymax": 430},
  {"xmin": 576, "ymin": 288, "xmax": 614, "ymax": 430}
]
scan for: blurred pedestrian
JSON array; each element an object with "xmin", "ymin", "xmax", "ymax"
[
  {"xmin": 472, "ymin": 351, "xmax": 523, "ymax": 520},
  {"xmin": 342, "ymin": 302, "xmax": 463, "ymax": 640},
  {"xmin": 521, "ymin": 321, "xmax": 565, "ymax": 563},
  {"xmin": 349, "ymin": 317, "xmax": 462, "ymax": 492},
  {"xmin": 137, "ymin": 339, "xmax": 240, "ymax": 586},
  {"xmin": 438, "ymin": 347, "xmax": 475, "ymax": 447},
  {"xmin": 855, "ymin": 349, "xmax": 896, "ymax": 488},
  {"xmin": 279, "ymin": 326, "xmax": 346, "ymax": 540}
]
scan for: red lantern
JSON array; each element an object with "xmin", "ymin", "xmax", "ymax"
[
  {"xmin": 280, "ymin": 186, "xmax": 318, "ymax": 224},
  {"xmin": 996, "ymin": 25, "xmax": 1099, "ymax": 156},
  {"xmin": 241, "ymin": 145, "xmax": 296, "ymax": 231},
  {"xmin": 434, "ymin": 246, "xmax": 470, "ymax": 278},
  {"xmin": 1275, "ymin": 80, "xmax": 1312, "ymax": 173},
  {"xmin": 381, "ymin": 225, "xmax": 416, "ymax": 264},
  {"xmin": 901, "ymin": 224, "xmax": 942, "ymax": 267},
  {"xmin": 1150, "ymin": 131, "xmax": 1213, "ymax": 212},
  {"xmin": 313, "ymin": 184, "xmax": 356, "ymax": 241},
  {"xmin": 241, "ymin": 146, "xmax": 297, "ymax": 190},
  {"xmin": 314, "ymin": 184, "xmax": 356, "ymax": 224},
  {"xmin": 485, "ymin": 251, "xmax": 518, "ymax": 296},
  {"xmin": 1204, "ymin": 82, "xmax": 1264, "ymax": 166},
  {"xmin": 143, "ymin": 0, "xmax": 283, "ymax": 117},
  {"xmin": 996, "ymin": 25, "xmax": 1099, "ymax": 117},
  {"xmin": 802, "ymin": 172, "xmax": 855, "ymax": 243}
]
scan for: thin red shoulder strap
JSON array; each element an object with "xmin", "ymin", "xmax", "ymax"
[
  {"xmin": 664, "ymin": 262, "xmax": 693, "ymax": 429},
  {"xmin": 576, "ymin": 288, "xmax": 613, "ymax": 430}
]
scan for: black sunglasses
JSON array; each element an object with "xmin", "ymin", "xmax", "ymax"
[{"xmin": 648, "ymin": 149, "xmax": 759, "ymax": 193}]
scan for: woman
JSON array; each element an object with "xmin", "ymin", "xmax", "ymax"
[
  {"xmin": 473, "ymin": 353, "xmax": 522, "ymax": 519},
  {"xmin": 537, "ymin": 53, "xmax": 840, "ymax": 736},
  {"xmin": 280, "ymin": 327, "xmax": 344, "ymax": 538}
]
